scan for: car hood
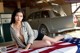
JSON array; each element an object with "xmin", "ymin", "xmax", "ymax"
[{"xmin": 57, "ymin": 27, "xmax": 80, "ymax": 33}]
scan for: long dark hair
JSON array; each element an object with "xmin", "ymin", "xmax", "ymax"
[{"xmin": 10, "ymin": 8, "xmax": 25, "ymax": 24}]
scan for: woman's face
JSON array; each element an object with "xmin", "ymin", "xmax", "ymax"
[{"xmin": 15, "ymin": 12, "xmax": 23, "ymax": 23}]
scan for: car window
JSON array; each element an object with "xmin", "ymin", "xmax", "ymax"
[
  {"xmin": 41, "ymin": 11, "xmax": 49, "ymax": 18},
  {"xmin": 34, "ymin": 12, "xmax": 41, "ymax": 19},
  {"xmin": 27, "ymin": 13, "xmax": 34, "ymax": 21}
]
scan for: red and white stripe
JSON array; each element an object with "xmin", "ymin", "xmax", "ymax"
[{"xmin": 0, "ymin": 42, "xmax": 77, "ymax": 53}]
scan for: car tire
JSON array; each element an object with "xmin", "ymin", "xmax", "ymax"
[{"xmin": 39, "ymin": 25, "xmax": 49, "ymax": 35}]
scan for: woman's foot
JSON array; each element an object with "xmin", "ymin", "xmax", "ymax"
[{"xmin": 63, "ymin": 34, "xmax": 72, "ymax": 39}]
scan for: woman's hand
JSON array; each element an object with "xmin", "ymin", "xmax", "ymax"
[
  {"xmin": 14, "ymin": 42, "xmax": 19, "ymax": 48},
  {"xmin": 18, "ymin": 43, "xmax": 32, "ymax": 52},
  {"xmin": 25, "ymin": 43, "xmax": 32, "ymax": 50},
  {"xmin": 18, "ymin": 48, "xmax": 29, "ymax": 52},
  {"xmin": 21, "ymin": 48, "xmax": 29, "ymax": 51}
]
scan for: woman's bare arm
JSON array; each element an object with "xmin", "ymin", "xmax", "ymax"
[{"xmin": 25, "ymin": 43, "xmax": 32, "ymax": 50}]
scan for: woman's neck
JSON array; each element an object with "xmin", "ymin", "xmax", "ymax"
[{"xmin": 14, "ymin": 22, "xmax": 22, "ymax": 27}]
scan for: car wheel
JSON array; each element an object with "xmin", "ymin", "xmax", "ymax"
[{"xmin": 39, "ymin": 25, "xmax": 49, "ymax": 35}]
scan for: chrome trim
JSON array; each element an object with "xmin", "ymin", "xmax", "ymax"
[{"xmin": 58, "ymin": 27, "xmax": 80, "ymax": 32}]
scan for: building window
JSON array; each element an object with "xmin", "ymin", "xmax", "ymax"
[{"xmin": 71, "ymin": 3, "xmax": 80, "ymax": 16}]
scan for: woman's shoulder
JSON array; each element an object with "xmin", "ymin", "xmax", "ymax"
[
  {"xmin": 10, "ymin": 23, "xmax": 15, "ymax": 31},
  {"xmin": 10, "ymin": 23, "xmax": 13, "ymax": 28},
  {"xmin": 22, "ymin": 21, "xmax": 28, "ymax": 24},
  {"xmin": 22, "ymin": 21, "xmax": 29, "ymax": 25}
]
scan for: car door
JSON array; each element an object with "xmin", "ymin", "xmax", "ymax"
[
  {"xmin": 27, "ymin": 13, "xmax": 34, "ymax": 28},
  {"xmin": 32, "ymin": 11, "xmax": 41, "ymax": 29},
  {"xmin": 27, "ymin": 11, "xmax": 41, "ymax": 29}
]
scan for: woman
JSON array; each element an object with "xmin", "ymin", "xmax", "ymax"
[{"xmin": 10, "ymin": 8, "xmax": 70, "ymax": 50}]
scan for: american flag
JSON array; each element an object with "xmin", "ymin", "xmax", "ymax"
[
  {"xmin": 63, "ymin": 38, "xmax": 80, "ymax": 53},
  {"xmin": 0, "ymin": 38, "xmax": 79, "ymax": 53}
]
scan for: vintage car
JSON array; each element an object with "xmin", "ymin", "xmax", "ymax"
[{"xmin": 27, "ymin": 9, "xmax": 80, "ymax": 37}]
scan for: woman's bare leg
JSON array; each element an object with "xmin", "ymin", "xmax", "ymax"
[
  {"xmin": 30, "ymin": 40, "xmax": 51, "ymax": 49},
  {"xmin": 42, "ymin": 35, "xmax": 64, "ymax": 43},
  {"xmin": 30, "ymin": 35, "xmax": 64, "ymax": 49}
]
